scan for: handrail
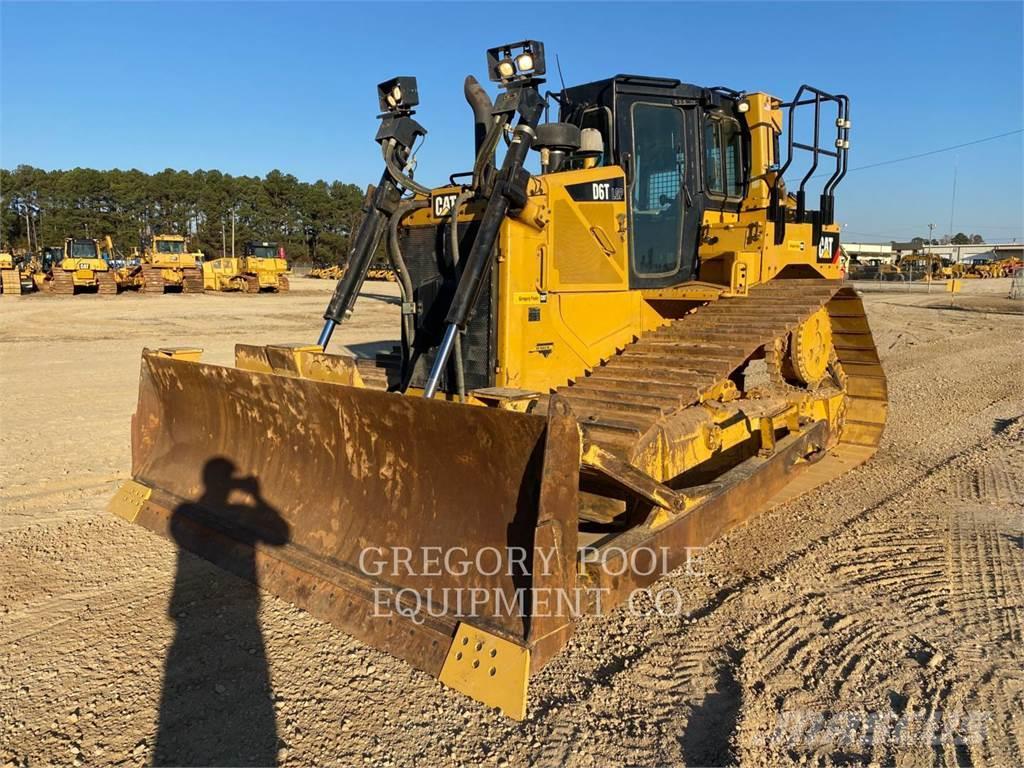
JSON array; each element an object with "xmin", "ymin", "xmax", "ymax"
[{"xmin": 772, "ymin": 84, "xmax": 850, "ymax": 240}]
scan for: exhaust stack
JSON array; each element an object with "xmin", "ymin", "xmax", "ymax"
[{"xmin": 464, "ymin": 75, "xmax": 493, "ymax": 156}]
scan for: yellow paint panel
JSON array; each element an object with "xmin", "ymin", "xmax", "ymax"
[{"xmin": 439, "ymin": 624, "xmax": 530, "ymax": 720}]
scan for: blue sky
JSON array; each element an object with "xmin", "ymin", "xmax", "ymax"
[{"xmin": 2, "ymin": 1, "xmax": 1021, "ymax": 243}]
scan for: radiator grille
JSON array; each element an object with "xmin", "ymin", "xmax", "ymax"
[{"xmin": 397, "ymin": 220, "xmax": 495, "ymax": 392}]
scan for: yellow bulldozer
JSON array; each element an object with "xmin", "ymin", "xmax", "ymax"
[
  {"xmin": 203, "ymin": 241, "xmax": 290, "ymax": 292},
  {"xmin": 110, "ymin": 42, "xmax": 886, "ymax": 719},
  {"xmin": 97, "ymin": 235, "xmax": 145, "ymax": 292},
  {"xmin": 44, "ymin": 237, "xmax": 117, "ymax": 295},
  {"xmin": 895, "ymin": 253, "xmax": 957, "ymax": 281},
  {"xmin": 26, "ymin": 246, "xmax": 62, "ymax": 291},
  {"xmin": 139, "ymin": 234, "xmax": 204, "ymax": 293}
]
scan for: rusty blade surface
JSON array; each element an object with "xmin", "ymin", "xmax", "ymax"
[{"xmin": 131, "ymin": 350, "xmax": 566, "ymax": 641}]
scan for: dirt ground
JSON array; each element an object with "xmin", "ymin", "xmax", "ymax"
[{"xmin": 1, "ymin": 277, "xmax": 1022, "ymax": 767}]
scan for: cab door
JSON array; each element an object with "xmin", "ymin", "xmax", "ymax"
[{"xmin": 618, "ymin": 98, "xmax": 701, "ymax": 289}]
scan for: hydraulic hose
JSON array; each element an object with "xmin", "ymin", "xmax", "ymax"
[
  {"xmin": 423, "ymin": 86, "xmax": 545, "ymax": 398},
  {"xmin": 386, "ymin": 197, "xmax": 428, "ymax": 388},
  {"xmin": 447, "ymin": 187, "xmax": 475, "ymax": 402},
  {"xmin": 384, "ymin": 140, "xmax": 431, "ymax": 198}
]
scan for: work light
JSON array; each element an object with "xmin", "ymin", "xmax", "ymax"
[
  {"xmin": 377, "ymin": 76, "xmax": 419, "ymax": 114},
  {"xmin": 486, "ymin": 40, "xmax": 545, "ymax": 84}
]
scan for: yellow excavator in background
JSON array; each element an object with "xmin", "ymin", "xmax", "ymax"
[
  {"xmin": 45, "ymin": 237, "xmax": 117, "ymax": 295},
  {"xmin": 139, "ymin": 234, "xmax": 204, "ymax": 293},
  {"xmin": 110, "ymin": 41, "xmax": 886, "ymax": 719}
]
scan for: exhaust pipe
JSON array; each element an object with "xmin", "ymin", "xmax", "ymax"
[{"xmin": 464, "ymin": 75, "xmax": 492, "ymax": 156}]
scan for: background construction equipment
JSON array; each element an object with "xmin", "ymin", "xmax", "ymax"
[
  {"xmin": 203, "ymin": 241, "xmax": 290, "ymax": 292},
  {"xmin": 139, "ymin": 234, "xmax": 204, "ymax": 293},
  {"xmin": 44, "ymin": 238, "xmax": 117, "ymax": 295}
]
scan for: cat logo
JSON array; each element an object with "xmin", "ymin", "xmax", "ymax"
[
  {"xmin": 432, "ymin": 192, "xmax": 459, "ymax": 218},
  {"xmin": 817, "ymin": 234, "xmax": 838, "ymax": 264}
]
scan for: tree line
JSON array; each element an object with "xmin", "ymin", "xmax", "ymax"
[
  {"xmin": 0, "ymin": 165, "xmax": 368, "ymax": 264},
  {"xmin": 911, "ymin": 233, "xmax": 985, "ymax": 246}
]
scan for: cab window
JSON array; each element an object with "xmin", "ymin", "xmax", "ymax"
[
  {"xmin": 630, "ymin": 102, "xmax": 685, "ymax": 276},
  {"xmin": 71, "ymin": 241, "xmax": 97, "ymax": 258},
  {"xmin": 156, "ymin": 240, "xmax": 185, "ymax": 254},
  {"xmin": 704, "ymin": 114, "xmax": 744, "ymax": 197}
]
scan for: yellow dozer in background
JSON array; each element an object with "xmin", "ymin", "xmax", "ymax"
[
  {"xmin": 27, "ymin": 247, "xmax": 63, "ymax": 291},
  {"xmin": 110, "ymin": 42, "xmax": 886, "ymax": 719},
  {"xmin": 139, "ymin": 234, "xmax": 204, "ymax": 293},
  {"xmin": 45, "ymin": 237, "xmax": 117, "ymax": 295},
  {"xmin": 97, "ymin": 235, "xmax": 144, "ymax": 292},
  {"xmin": 203, "ymin": 241, "xmax": 290, "ymax": 292}
]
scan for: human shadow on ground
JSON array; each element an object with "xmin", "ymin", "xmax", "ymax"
[{"xmin": 154, "ymin": 457, "xmax": 289, "ymax": 767}]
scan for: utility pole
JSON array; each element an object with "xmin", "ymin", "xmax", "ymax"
[
  {"xmin": 231, "ymin": 208, "xmax": 236, "ymax": 258},
  {"xmin": 927, "ymin": 222, "xmax": 935, "ymax": 275},
  {"xmin": 221, "ymin": 219, "xmax": 226, "ymax": 258},
  {"xmin": 948, "ymin": 161, "xmax": 958, "ymax": 242}
]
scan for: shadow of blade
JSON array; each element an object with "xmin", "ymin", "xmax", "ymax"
[{"xmin": 154, "ymin": 458, "xmax": 290, "ymax": 768}]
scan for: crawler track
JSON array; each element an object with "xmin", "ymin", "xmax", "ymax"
[
  {"xmin": 558, "ymin": 278, "xmax": 887, "ymax": 495},
  {"xmin": 1, "ymin": 268, "xmax": 21, "ymax": 295},
  {"xmin": 48, "ymin": 270, "xmax": 76, "ymax": 295},
  {"xmin": 181, "ymin": 267, "xmax": 204, "ymax": 293},
  {"xmin": 96, "ymin": 271, "xmax": 117, "ymax": 295},
  {"xmin": 141, "ymin": 264, "xmax": 165, "ymax": 294}
]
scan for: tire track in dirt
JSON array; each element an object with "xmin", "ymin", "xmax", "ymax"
[
  {"xmin": 3, "ymin": 285, "xmax": 1023, "ymax": 767},
  {"xmin": 515, "ymin": 411, "xmax": 1023, "ymax": 766}
]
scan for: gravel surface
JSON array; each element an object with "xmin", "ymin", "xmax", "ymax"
[{"xmin": 1, "ymin": 277, "xmax": 1021, "ymax": 767}]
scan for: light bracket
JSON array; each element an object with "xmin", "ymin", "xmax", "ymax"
[
  {"xmin": 486, "ymin": 40, "xmax": 546, "ymax": 85},
  {"xmin": 377, "ymin": 76, "xmax": 419, "ymax": 115}
]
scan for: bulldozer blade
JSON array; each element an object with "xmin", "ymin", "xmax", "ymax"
[{"xmin": 111, "ymin": 349, "xmax": 581, "ymax": 718}]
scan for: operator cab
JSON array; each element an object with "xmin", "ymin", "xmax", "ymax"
[
  {"xmin": 155, "ymin": 239, "xmax": 186, "ymax": 255},
  {"xmin": 244, "ymin": 242, "xmax": 282, "ymax": 259},
  {"xmin": 41, "ymin": 246, "xmax": 62, "ymax": 270},
  {"xmin": 67, "ymin": 239, "xmax": 99, "ymax": 259},
  {"xmin": 549, "ymin": 76, "xmax": 750, "ymax": 289}
]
